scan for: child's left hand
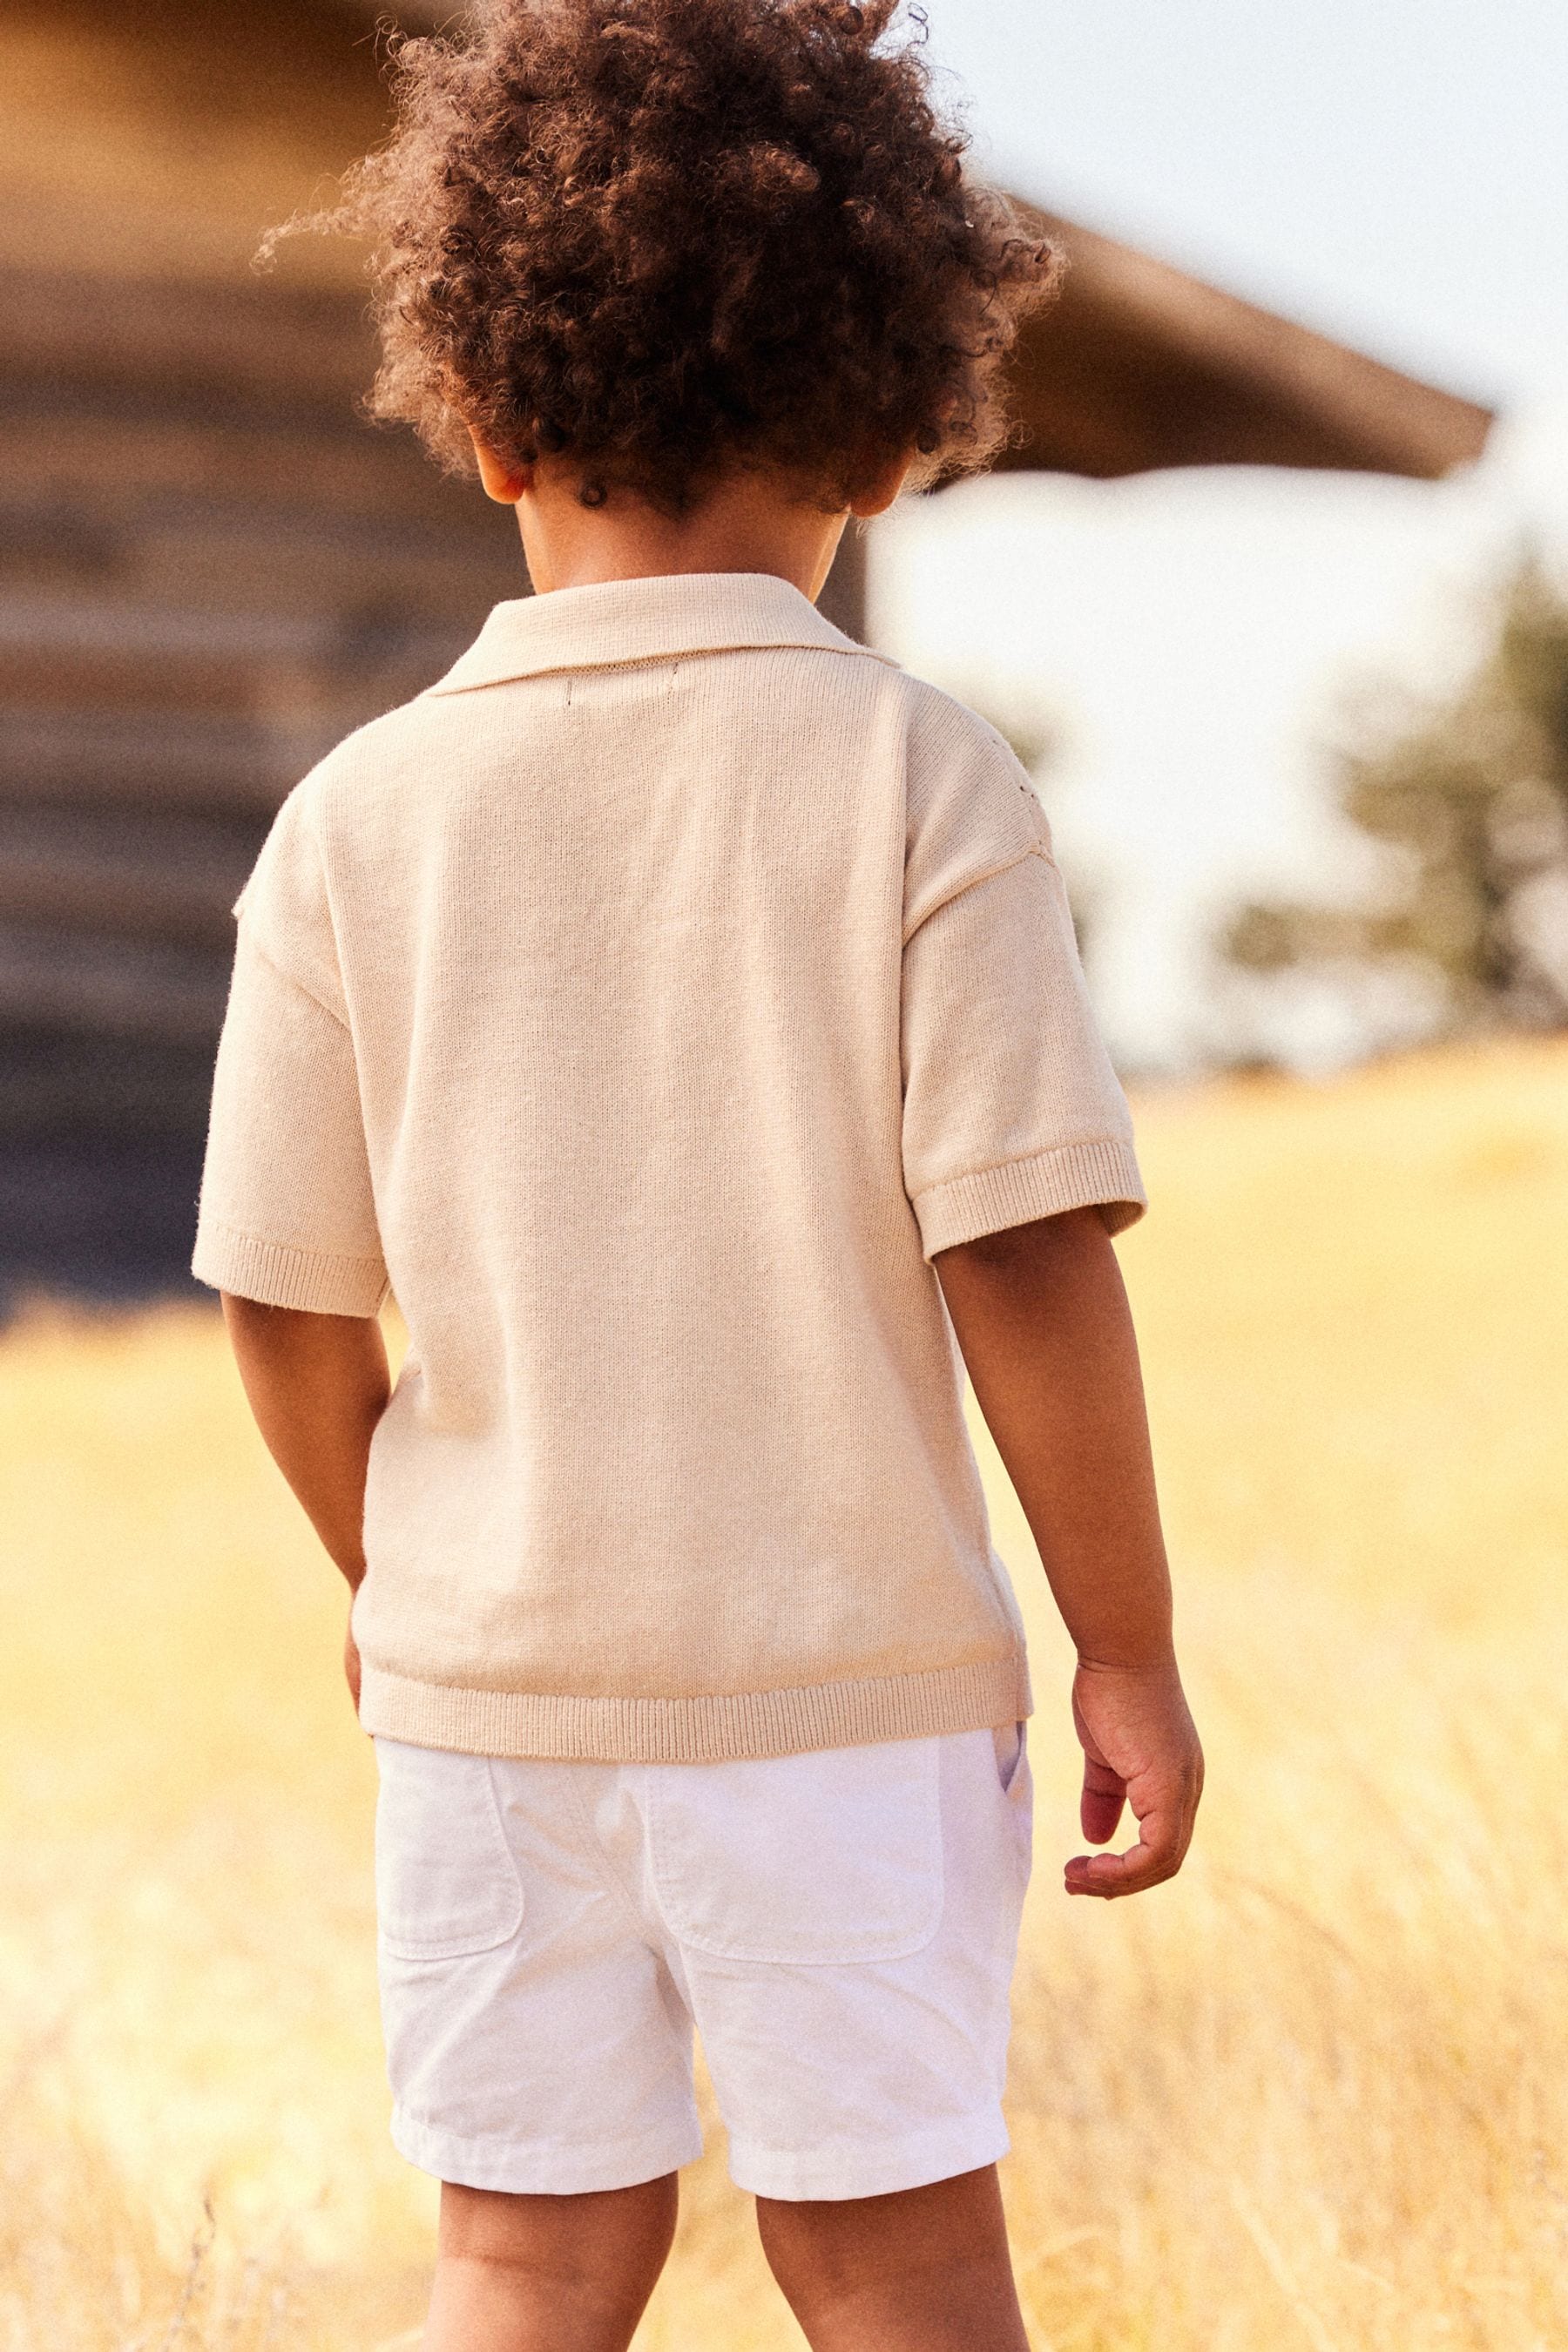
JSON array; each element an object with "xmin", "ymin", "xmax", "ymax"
[{"xmin": 1065, "ymin": 1657, "xmax": 1202, "ymax": 1897}]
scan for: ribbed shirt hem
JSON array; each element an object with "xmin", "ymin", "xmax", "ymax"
[
  {"xmin": 912, "ymin": 1137, "xmax": 1147, "ymax": 1260},
  {"xmin": 358, "ymin": 1653, "xmax": 1032, "ymax": 1764},
  {"xmin": 192, "ymin": 1220, "xmax": 390, "ymax": 1316}
]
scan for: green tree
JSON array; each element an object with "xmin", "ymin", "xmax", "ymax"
[{"xmin": 1227, "ymin": 554, "xmax": 1568, "ymax": 1037}]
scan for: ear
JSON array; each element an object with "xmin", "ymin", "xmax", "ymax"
[
  {"xmin": 466, "ymin": 423, "xmax": 532, "ymax": 505},
  {"xmin": 848, "ymin": 451, "xmax": 915, "ymax": 520}
]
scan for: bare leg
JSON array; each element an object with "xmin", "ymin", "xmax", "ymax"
[
  {"xmin": 756, "ymin": 2165, "xmax": 1029, "ymax": 2352},
  {"xmin": 422, "ymin": 2173, "xmax": 679, "ymax": 2352}
]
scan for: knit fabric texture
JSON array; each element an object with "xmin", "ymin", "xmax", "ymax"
[{"xmin": 193, "ymin": 571, "xmax": 1145, "ymax": 1761}]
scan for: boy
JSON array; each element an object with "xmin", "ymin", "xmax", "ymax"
[{"xmin": 194, "ymin": 2, "xmax": 1202, "ymax": 2345}]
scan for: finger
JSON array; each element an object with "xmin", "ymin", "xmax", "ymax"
[
  {"xmin": 1064, "ymin": 1798, "xmax": 1189, "ymax": 1898},
  {"xmin": 1064, "ymin": 1842, "xmax": 1170, "ymax": 1899},
  {"xmin": 1079, "ymin": 1756, "xmax": 1126, "ymax": 1845}
]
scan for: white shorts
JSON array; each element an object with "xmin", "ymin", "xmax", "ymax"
[{"xmin": 373, "ymin": 1720, "xmax": 1033, "ymax": 2203}]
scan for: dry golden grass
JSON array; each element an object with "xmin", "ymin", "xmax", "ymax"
[{"xmin": 3, "ymin": 1037, "xmax": 1566, "ymax": 2349}]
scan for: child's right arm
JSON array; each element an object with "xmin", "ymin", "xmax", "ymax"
[{"xmin": 935, "ymin": 1205, "xmax": 1203, "ymax": 1899}]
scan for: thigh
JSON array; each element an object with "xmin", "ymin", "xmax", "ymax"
[
  {"xmin": 423, "ymin": 2174, "xmax": 680, "ymax": 2352},
  {"xmin": 374, "ymin": 1738, "xmax": 703, "ymax": 2195},
  {"xmin": 647, "ymin": 1724, "xmax": 1033, "ymax": 2203}
]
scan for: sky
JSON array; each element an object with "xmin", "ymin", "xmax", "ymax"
[
  {"xmin": 917, "ymin": 0, "xmax": 1568, "ymax": 411},
  {"xmin": 868, "ymin": 0, "xmax": 1568, "ymax": 1071}
]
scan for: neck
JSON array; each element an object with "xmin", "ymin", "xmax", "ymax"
[{"xmin": 511, "ymin": 461, "xmax": 850, "ymax": 603}]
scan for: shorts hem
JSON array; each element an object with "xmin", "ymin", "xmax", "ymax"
[
  {"xmin": 728, "ymin": 2108, "xmax": 1010, "ymax": 2202},
  {"xmin": 390, "ymin": 2108, "xmax": 706, "ymax": 2195}
]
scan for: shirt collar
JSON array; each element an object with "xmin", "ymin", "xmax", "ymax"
[{"xmin": 425, "ymin": 569, "xmax": 898, "ymax": 694}]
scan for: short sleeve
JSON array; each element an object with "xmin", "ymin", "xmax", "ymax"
[
  {"xmin": 901, "ymin": 843, "xmax": 1146, "ymax": 1262},
  {"xmin": 227, "ymin": 777, "xmax": 347, "ymax": 1018},
  {"xmin": 191, "ymin": 790, "xmax": 389, "ymax": 1315}
]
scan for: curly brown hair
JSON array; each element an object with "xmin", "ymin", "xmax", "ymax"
[{"xmin": 291, "ymin": 0, "xmax": 1059, "ymax": 513}]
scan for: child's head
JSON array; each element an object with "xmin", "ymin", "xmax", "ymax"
[{"xmin": 315, "ymin": 0, "xmax": 1058, "ymax": 517}]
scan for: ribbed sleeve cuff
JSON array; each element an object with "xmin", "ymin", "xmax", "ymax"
[
  {"xmin": 913, "ymin": 1137, "xmax": 1147, "ymax": 1260},
  {"xmin": 192, "ymin": 1220, "xmax": 390, "ymax": 1315}
]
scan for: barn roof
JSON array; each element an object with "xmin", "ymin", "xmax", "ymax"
[{"xmin": 1004, "ymin": 206, "xmax": 1491, "ymax": 483}]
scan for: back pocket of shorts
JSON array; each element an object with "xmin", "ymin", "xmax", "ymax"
[
  {"xmin": 374, "ymin": 1738, "xmax": 524, "ymax": 1962},
  {"xmin": 648, "ymin": 1735, "xmax": 944, "ymax": 1965}
]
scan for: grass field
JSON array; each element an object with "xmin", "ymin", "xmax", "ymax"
[{"xmin": 3, "ymin": 1037, "xmax": 1566, "ymax": 2350}]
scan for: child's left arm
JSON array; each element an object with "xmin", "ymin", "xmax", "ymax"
[{"xmin": 220, "ymin": 1295, "xmax": 391, "ymax": 1713}]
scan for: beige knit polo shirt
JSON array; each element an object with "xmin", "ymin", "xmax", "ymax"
[{"xmin": 193, "ymin": 571, "xmax": 1145, "ymax": 1763}]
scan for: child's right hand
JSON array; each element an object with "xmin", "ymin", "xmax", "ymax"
[{"xmin": 1064, "ymin": 1658, "xmax": 1203, "ymax": 1898}]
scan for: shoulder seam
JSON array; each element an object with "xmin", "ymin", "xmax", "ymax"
[
  {"xmin": 902, "ymin": 841, "xmax": 1055, "ymax": 948},
  {"xmin": 236, "ymin": 916, "xmax": 349, "ymax": 1032}
]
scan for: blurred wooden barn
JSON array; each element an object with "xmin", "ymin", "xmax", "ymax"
[{"xmin": 0, "ymin": 0, "xmax": 1494, "ymax": 1299}]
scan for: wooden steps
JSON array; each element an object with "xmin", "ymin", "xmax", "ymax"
[{"xmin": 1, "ymin": 260, "xmax": 523, "ymax": 1100}]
